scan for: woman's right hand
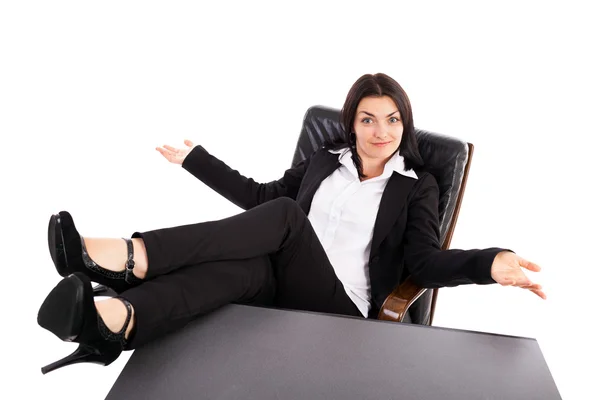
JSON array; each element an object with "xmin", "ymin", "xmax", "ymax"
[{"xmin": 156, "ymin": 139, "xmax": 195, "ymax": 165}]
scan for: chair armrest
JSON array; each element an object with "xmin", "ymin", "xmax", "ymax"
[{"xmin": 377, "ymin": 276, "xmax": 426, "ymax": 322}]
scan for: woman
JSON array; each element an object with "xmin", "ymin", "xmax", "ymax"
[{"xmin": 37, "ymin": 73, "xmax": 545, "ymax": 374}]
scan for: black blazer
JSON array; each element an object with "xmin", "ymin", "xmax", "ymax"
[{"xmin": 183, "ymin": 145, "xmax": 507, "ymax": 318}]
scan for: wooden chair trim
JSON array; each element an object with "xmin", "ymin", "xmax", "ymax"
[
  {"xmin": 377, "ymin": 277, "xmax": 425, "ymax": 322},
  {"xmin": 377, "ymin": 143, "xmax": 474, "ymax": 325}
]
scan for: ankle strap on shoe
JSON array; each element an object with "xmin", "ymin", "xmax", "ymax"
[
  {"xmin": 98, "ymin": 298, "xmax": 133, "ymax": 348},
  {"xmin": 122, "ymin": 238, "xmax": 142, "ymax": 285}
]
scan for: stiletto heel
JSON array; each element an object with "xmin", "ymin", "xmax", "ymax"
[
  {"xmin": 41, "ymin": 344, "xmax": 105, "ymax": 374},
  {"xmin": 47, "ymin": 211, "xmax": 142, "ymax": 293},
  {"xmin": 38, "ymin": 272, "xmax": 133, "ymax": 374}
]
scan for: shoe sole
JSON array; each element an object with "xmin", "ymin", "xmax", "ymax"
[
  {"xmin": 48, "ymin": 211, "xmax": 82, "ymax": 277},
  {"xmin": 48, "ymin": 214, "xmax": 67, "ymax": 276},
  {"xmin": 37, "ymin": 273, "xmax": 90, "ymax": 342}
]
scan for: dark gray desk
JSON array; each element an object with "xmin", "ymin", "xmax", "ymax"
[{"xmin": 106, "ymin": 304, "xmax": 561, "ymax": 399}]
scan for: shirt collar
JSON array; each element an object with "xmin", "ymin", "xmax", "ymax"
[{"xmin": 328, "ymin": 147, "xmax": 418, "ymax": 180}]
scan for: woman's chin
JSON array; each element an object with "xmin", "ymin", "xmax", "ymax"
[{"xmin": 370, "ymin": 145, "xmax": 396, "ymax": 155}]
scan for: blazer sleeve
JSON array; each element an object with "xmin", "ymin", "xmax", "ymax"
[
  {"xmin": 181, "ymin": 144, "xmax": 310, "ymax": 210},
  {"xmin": 403, "ymin": 173, "xmax": 510, "ymax": 288}
]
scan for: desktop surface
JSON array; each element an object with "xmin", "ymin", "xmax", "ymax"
[{"xmin": 106, "ymin": 304, "xmax": 561, "ymax": 400}]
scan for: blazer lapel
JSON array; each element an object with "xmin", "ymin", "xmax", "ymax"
[
  {"xmin": 297, "ymin": 150, "xmax": 417, "ymax": 257},
  {"xmin": 369, "ymin": 172, "xmax": 417, "ymax": 257},
  {"xmin": 296, "ymin": 151, "xmax": 340, "ymax": 215}
]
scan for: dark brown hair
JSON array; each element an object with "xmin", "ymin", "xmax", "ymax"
[{"xmin": 327, "ymin": 73, "xmax": 424, "ymax": 179}]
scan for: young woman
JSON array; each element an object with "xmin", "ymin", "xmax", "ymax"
[{"xmin": 37, "ymin": 73, "xmax": 545, "ymax": 374}]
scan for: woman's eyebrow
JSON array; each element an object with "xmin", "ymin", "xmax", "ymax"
[{"xmin": 358, "ymin": 110, "xmax": 400, "ymax": 117}]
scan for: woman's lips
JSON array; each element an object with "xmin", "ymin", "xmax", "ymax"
[{"xmin": 373, "ymin": 141, "xmax": 391, "ymax": 147}]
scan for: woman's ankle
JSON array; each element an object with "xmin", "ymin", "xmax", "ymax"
[
  {"xmin": 95, "ymin": 298, "xmax": 136, "ymax": 339},
  {"xmin": 83, "ymin": 237, "xmax": 148, "ymax": 279},
  {"xmin": 131, "ymin": 238, "xmax": 148, "ymax": 279}
]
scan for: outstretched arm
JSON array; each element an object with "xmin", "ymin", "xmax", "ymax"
[
  {"xmin": 156, "ymin": 140, "xmax": 310, "ymax": 210},
  {"xmin": 403, "ymin": 173, "xmax": 545, "ymax": 299}
]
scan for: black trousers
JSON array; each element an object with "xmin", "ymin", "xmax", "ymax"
[{"xmin": 121, "ymin": 197, "xmax": 362, "ymax": 349}]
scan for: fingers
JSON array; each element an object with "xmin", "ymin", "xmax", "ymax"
[
  {"xmin": 513, "ymin": 276, "xmax": 546, "ymax": 291},
  {"xmin": 518, "ymin": 257, "xmax": 542, "ymax": 272},
  {"xmin": 500, "ymin": 279, "xmax": 547, "ymax": 299},
  {"xmin": 156, "ymin": 147, "xmax": 174, "ymax": 161},
  {"xmin": 516, "ymin": 277, "xmax": 535, "ymax": 288},
  {"xmin": 521, "ymin": 282, "xmax": 542, "ymax": 291},
  {"xmin": 500, "ymin": 273, "xmax": 543, "ymax": 290},
  {"xmin": 184, "ymin": 139, "xmax": 194, "ymax": 147},
  {"xmin": 529, "ymin": 288, "xmax": 547, "ymax": 300},
  {"xmin": 156, "ymin": 147, "xmax": 171, "ymax": 155},
  {"xmin": 510, "ymin": 278, "xmax": 546, "ymax": 299},
  {"xmin": 163, "ymin": 144, "xmax": 179, "ymax": 153}
]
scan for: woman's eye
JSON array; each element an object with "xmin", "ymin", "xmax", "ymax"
[
  {"xmin": 390, "ymin": 117, "xmax": 399, "ymax": 123},
  {"xmin": 362, "ymin": 118, "xmax": 373, "ymax": 123}
]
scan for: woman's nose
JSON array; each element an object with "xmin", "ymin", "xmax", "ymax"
[{"xmin": 374, "ymin": 125, "xmax": 388, "ymax": 138}]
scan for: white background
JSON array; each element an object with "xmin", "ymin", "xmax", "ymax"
[{"xmin": 1, "ymin": 1, "xmax": 598, "ymax": 399}]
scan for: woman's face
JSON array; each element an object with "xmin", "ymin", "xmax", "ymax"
[{"xmin": 353, "ymin": 95, "xmax": 403, "ymax": 167}]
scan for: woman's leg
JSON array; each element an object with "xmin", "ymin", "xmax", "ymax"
[
  {"xmin": 80, "ymin": 197, "xmax": 308, "ymax": 280},
  {"xmin": 135, "ymin": 196, "xmax": 361, "ymax": 315},
  {"xmin": 93, "ymin": 197, "xmax": 362, "ymax": 349},
  {"xmin": 82, "ymin": 237, "xmax": 149, "ymax": 279},
  {"xmin": 109, "ymin": 255, "xmax": 275, "ymax": 349},
  {"xmin": 99, "ymin": 248, "xmax": 360, "ymax": 351},
  {"xmin": 84, "ymin": 197, "xmax": 330, "ymax": 279},
  {"xmin": 137, "ymin": 197, "xmax": 317, "ymax": 278},
  {"xmin": 39, "ymin": 198, "xmax": 362, "ymax": 373}
]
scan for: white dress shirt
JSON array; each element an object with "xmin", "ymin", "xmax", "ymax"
[{"xmin": 307, "ymin": 147, "xmax": 418, "ymax": 317}]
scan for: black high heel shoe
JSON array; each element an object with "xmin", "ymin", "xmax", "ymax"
[
  {"xmin": 48, "ymin": 211, "xmax": 142, "ymax": 294},
  {"xmin": 37, "ymin": 272, "xmax": 133, "ymax": 374}
]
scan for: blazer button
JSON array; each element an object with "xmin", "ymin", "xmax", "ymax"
[{"xmin": 371, "ymin": 256, "xmax": 380, "ymax": 265}]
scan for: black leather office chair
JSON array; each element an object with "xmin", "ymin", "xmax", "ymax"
[
  {"xmin": 294, "ymin": 105, "xmax": 474, "ymax": 325},
  {"xmin": 94, "ymin": 105, "xmax": 474, "ymax": 326}
]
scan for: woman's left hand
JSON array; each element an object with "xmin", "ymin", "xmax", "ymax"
[
  {"xmin": 156, "ymin": 139, "xmax": 195, "ymax": 165},
  {"xmin": 491, "ymin": 251, "xmax": 546, "ymax": 299}
]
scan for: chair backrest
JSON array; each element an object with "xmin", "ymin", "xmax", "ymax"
[{"xmin": 293, "ymin": 105, "xmax": 474, "ymax": 325}]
